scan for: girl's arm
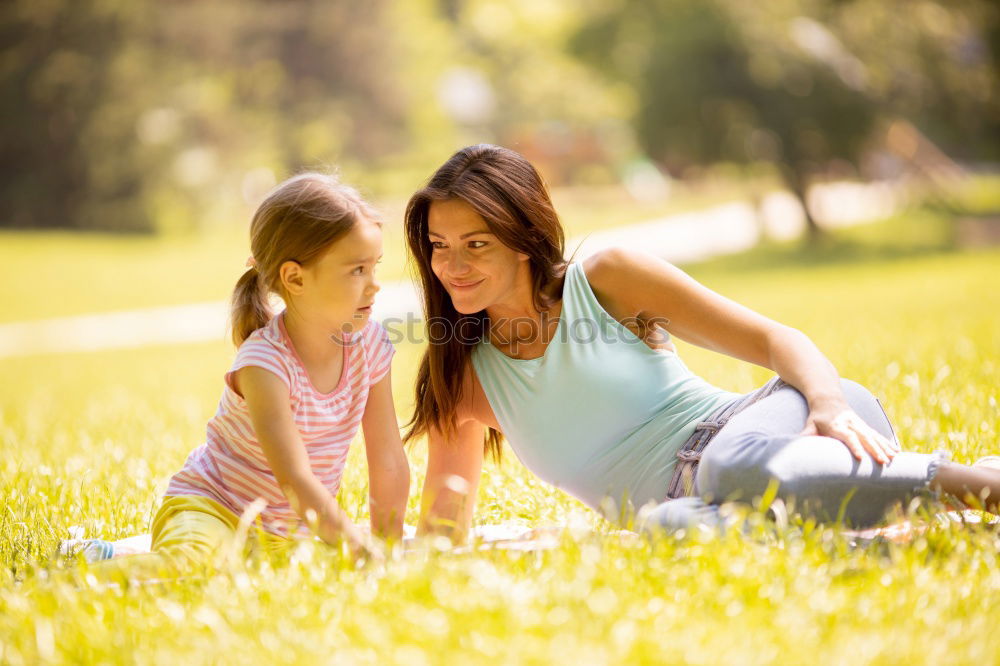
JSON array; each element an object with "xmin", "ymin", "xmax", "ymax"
[
  {"xmin": 585, "ymin": 247, "xmax": 898, "ymax": 465},
  {"xmin": 238, "ymin": 365, "xmax": 370, "ymax": 552},
  {"xmin": 360, "ymin": 369, "xmax": 410, "ymax": 540}
]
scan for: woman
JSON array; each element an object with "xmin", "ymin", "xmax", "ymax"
[{"xmin": 403, "ymin": 144, "xmax": 999, "ymax": 539}]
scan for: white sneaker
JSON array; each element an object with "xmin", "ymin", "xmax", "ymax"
[{"xmin": 57, "ymin": 539, "xmax": 115, "ymax": 563}]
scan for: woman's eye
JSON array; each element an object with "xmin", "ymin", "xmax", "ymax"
[
  {"xmin": 430, "ymin": 241, "xmax": 446, "ymax": 250},
  {"xmin": 469, "ymin": 241, "xmax": 488, "ymax": 249}
]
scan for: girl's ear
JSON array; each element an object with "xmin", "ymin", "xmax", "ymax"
[{"xmin": 279, "ymin": 260, "xmax": 305, "ymax": 295}]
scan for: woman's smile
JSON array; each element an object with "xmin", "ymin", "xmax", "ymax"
[{"xmin": 448, "ymin": 278, "xmax": 485, "ymax": 290}]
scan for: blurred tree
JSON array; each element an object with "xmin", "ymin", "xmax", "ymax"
[
  {"xmin": 0, "ymin": 1, "xmax": 152, "ymax": 231},
  {"xmin": 1, "ymin": 0, "xmax": 403, "ymax": 232},
  {"xmin": 571, "ymin": 0, "xmax": 1000, "ymax": 238},
  {"xmin": 6, "ymin": 0, "xmax": 993, "ymax": 233},
  {"xmin": 410, "ymin": 0, "xmax": 632, "ymax": 185},
  {"xmin": 824, "ymin": 0, "xmax": 1000, "ymax": 165},
  {"xmin": 156, "ymin": 0, "xmax": 404, "ymax": 166},
  {"xmin": 571, "ymin": 0, "xmax": 879, "ymax": 238}
]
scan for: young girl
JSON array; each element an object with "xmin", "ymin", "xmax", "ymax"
[{"xmin": 77, "ymin": 173, "xmax": 409, "ymax": 568}]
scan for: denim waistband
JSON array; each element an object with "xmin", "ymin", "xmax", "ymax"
[{"xmin": 665, "ymin": 376, "xmax": 790, "ymax": 500}]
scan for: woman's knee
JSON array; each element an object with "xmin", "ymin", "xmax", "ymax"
[
  {"xmin": 839, "ymin": 378, "xmax": 875, "ymax": 405},
  {"xmin": 838, "ymin": 378, "xmax": 896, "ymax": 442}
]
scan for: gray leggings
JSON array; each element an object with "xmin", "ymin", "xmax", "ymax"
[{"xmin": 642, "ymin": 378, "xmax": 947, "ymax": 533}]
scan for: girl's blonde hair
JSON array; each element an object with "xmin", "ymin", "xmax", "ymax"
[{"xmin": 230, "ymin": 173, "xmax": 378, "ymax": 347}]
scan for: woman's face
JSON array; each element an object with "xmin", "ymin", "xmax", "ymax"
[{"xmin": 427, "ymin": 198, "xmax": 530, "ymax": 314}]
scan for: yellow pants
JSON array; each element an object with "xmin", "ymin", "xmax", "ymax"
[
  {"xmin": 152, "ymin": 495, "xmax": 289, "ymax": 562},
  {"xmin": 91, "ymin": 495, "xmax": 289, "ymax": 581}
]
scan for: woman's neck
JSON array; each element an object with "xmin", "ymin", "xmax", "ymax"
[{"xmin": 486, "ymin": 292, "xmax": 562, "ymax": 355}]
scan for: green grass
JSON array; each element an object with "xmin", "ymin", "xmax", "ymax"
[{"xmin": 2, "ymin": 221, "xmax": 999, "ymax": 663}]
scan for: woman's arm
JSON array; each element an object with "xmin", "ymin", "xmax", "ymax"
[
  {"xmin": 360, "ymin": 369, "xmax": 410, "ymax": 540},
  {"xmin": 238, "ymin": 366, "xmax": 371, "ymax": 551},
  {"xmin": 418, "ymin": 416, "xmax": 485, "ymax": 543},
  {"xmin": 586, "ymin": 247, "xmax": 898, "ymax": 464}
]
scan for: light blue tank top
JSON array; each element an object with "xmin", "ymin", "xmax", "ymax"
[{"xmin": 471, "ymin": 261, "xmax": 740, "ymax": 516}]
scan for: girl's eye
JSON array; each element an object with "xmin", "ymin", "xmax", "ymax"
[{"xmin": 352, "ymin": 259, "xmax": 381, "ymax": 276}]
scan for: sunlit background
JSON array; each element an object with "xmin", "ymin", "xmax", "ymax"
[
  {"xmin": 2, "ymin": 0, "xmax": 998, "ymax": 333},
  {"xmin": 4, "ymin": 0, "xmax": 998, "ymax": 230},
  {"xmin": 3, "ymin": 4, "xmax": 1000, "ymax": 663},
  {"xmin": 2, "ymin": 0, "xmax": 998, "ymax": 321}
]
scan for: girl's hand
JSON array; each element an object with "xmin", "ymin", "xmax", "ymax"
[
  {"xmin": 800, "ymin": 399, "xmax": 900, "ymax": 465},
  {"xmin": 343, "ymin": 524, "xmax": 385, "ymax": 565}
]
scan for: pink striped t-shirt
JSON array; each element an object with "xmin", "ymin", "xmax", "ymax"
[{"xmin": 165, "ymin": 311, "xmax": 395, "ymax": 537}]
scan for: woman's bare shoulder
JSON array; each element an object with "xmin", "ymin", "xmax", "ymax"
[
  {"xmin": 579, "ymin": 247, "xmax": 652, "ymax": 316},
  {"xmin": 581, "ymin": 246, "xmax": 678, "ymax": 291},
  {"xmin": 580, "ymin": 248, "xmax": 679, "ymax": 353}
]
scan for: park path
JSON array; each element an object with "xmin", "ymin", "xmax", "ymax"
[{"xmin": 0, "ymin": 182, "xmax": 899, "ymax": 359}]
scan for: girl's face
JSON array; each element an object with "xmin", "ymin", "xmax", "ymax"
[
  {"xmin": 288, "ymin": 217, "xmax": 383, "ymax": 335},
  {"xmin": 427, "ymin": 198, "xmax": 530, "ymax": 315}
]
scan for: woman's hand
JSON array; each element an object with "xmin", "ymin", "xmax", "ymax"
[{"xmin": 800, "ymin": 399, "xmax": 900, "ymax": 465}]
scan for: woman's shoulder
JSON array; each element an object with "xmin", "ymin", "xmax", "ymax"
[
  {"xmin": 567, "ymin": 248, "xmax": 639, "ymax": 315},
  {"xmin": 579, "ymin": 246, "xmax": 685, "ymax": 308},
  {"xmin": 574, "ymin": 248, "xmax": 689, "ymax": 345},
  {"xmin": 579, "ymin": 246, "xmax": 661, "ymax": 289}
]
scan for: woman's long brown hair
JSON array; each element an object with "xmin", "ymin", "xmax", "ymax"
[{"xmin": 403, "ymin": 144, "xmax": 567, "ymax": 461}]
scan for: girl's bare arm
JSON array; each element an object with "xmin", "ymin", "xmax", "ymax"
[
  {"xmin": 237, "ymin": 366, "xmax": 369, "ymax": 548},
  {"xmin": 360, "ymin": 369, "xmax": 410, "ymax": 540}
]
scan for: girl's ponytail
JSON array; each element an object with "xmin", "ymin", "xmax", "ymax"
[{"xmin": 230, "ymin": 265, "xmax": 271, "ymax": 347}]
